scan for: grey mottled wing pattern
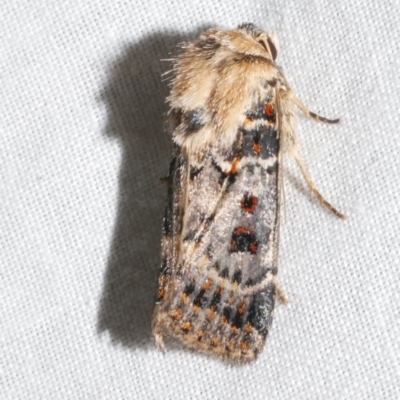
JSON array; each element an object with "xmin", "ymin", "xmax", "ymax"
[{"xmin": 153, "ymin": 92, "xmax": 280, "ymax": 362}]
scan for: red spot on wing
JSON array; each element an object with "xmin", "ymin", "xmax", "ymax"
[
  {"xmin": 265, "ymin": 102, "xmax": 276, "ymax": 123},
  {"xmin": 234, "ymin": 227, "xmax": 252, "ymax": 235},
  {"xmin": 250, "ymin": 242, "xmax": 258, "ymax": 254},
  {"xmin": 230, "ymin": 157, "xmax": 240, "ymax": 175},
  {"xmin": 252, "ymin": 141, "xmax": 261, "ymax": 154},
  {"xmin": 231, "ymin": 227, "xmax": 259, "ymax": 255},
  {"xmin": 265, "ymin": 103, "xmax": 275, "ymax": 118},
  {"xmin": 240, "ymin": 194, "xmax": 258, "ymax": 213}
]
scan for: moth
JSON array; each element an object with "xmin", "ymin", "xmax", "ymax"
[{"xmin": 152, "ymin": 23, "xmax": 344, "ymax": 363}]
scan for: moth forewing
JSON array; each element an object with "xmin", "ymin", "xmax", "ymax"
[{"xmin": 152, "ymin": 23, "xmax": 343, "ymax": 363}]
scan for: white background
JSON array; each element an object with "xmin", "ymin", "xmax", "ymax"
[{"xmin": 1, "ymin": 1, "xmax": 399, "ymax": 399}]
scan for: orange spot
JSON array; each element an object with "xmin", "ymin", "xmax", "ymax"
[
  {"xmin": 171, "ymin": 309, "xmax": 181, "ymax": 320},
  {"xmin": 241, "ymin": 342, "xmax": 249, "ymax": 352},
  {"xmin": 207, "ymin": 306, "xmax": 216, "ymax": 319},
  {"xmin": 238, "ymin": 302, "xmax": 246, "ymax": 315},
  {"xmin": 230, "ymin": 240, "xmax": 236, "ymax": 250},
  {"xmin": 221, "ymin": 315, "xmax": 228, "ymax": 324},
  {"xmin": 182, "ymin": 322, "xmax": 191, "ymax": 332},
  {"xmin": 265, "ymin": 103, "xmax": 275, "ymax": 117},
  {"xmin": 203, "ymin": 280, "xmax": 212, "ymax": 291},
  {"xmin": 250, "ymin": 242, "xmax": 258, "ymax": 254},
  {"xmin": 211, "ymin": 337, "xmax": 219, "ymax": 347},
  {"xmin": 181, "ymin": 293, "xmax": 189, "ymax": 303},
  {"xmin": 192, "ymin": 305, "xmax": 199, "ymax": 313},
  {"xmin": 197, "ymin": 331, "xmax": 204, "ymax": 340},
  {"xmin": 226, "ymin": 340, "xmax": 233, "ymax": 351},
  {"xmin": 230, "ymin": 157, "xmax": 240, "ymax": 175},
  {"xmin": 252, "ymin": 141, "xmax": 261, "ymax": 154},
  {"xmin": 157, "ymin": 289, "xmax": 164, "ymax": 300},
  {"xmin": 245, "ymin": 322, "xmax": 252, "ymax": 333}
]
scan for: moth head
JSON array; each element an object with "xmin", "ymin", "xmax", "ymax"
[{"xmin": 237, "ymin": 23, "xmax": 279, "ymax": 61}]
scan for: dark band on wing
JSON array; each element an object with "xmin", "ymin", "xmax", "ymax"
[
  {"xmin": 240, "ymin": 125, "xmax": 278, "ymax": 159},
  {"xmin": 246, "ymin": 288, "xmax": 275, "ymax": 339},
  {"xmin": 230, "ymin": 227, "xmax": 259, "ymax": 255}
]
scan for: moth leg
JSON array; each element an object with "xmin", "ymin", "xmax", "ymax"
[
  {"xmin": 272, "ymin": 276, "xmax": 288, "ymax": 305},
  {"xmin": 291, "ymin": 149, "xmax": 345, "ymax": 219},
  {"xmin": 292, "ymin": 95, "xmax": 339, "ymax": 124}
]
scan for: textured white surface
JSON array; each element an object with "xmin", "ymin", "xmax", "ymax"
[{"xmin": 1, "ymin": 1, "xmax": 399, "ymax": 399}]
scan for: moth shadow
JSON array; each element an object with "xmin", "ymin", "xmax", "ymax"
[{"xmin": 97, "ymin": 28, "xmax": 209, "ymax": 348}]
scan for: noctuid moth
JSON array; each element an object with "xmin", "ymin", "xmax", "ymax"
[{"xmin": 152, "ymin": 23, "xmax": 344, "ymax": 363}]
